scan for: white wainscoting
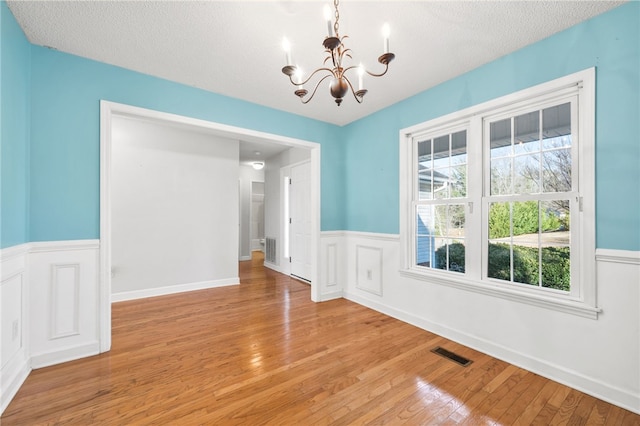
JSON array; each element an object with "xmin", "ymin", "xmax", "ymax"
[
  {"xmin": 1, "ymin": 240, "xmax": 101, "ymax": 414},
  {"xmin": 28, "ymin": 240, "xmax": 101, "ymax": 369},
  {"xmin": 336, "ymin": 231, "xmax": 640, "ymax": 414},
  {"xmin": 0, "ymin": 244, "xmax": 30, "ymax": 414},
  {"xmin": 318, "ymin": 232, "xmax": 345, "ymax": 301}
]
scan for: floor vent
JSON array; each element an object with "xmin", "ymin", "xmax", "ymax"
[
  {"xmin": 431, "ymin": 346, "xmax": 472, "ymax": 367},
  {"xmin": 266, "ymin": 237, "xmax": 276, "ymax": 263}
]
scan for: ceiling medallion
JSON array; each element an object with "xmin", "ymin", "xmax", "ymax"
[{"xmin": 281, "ymin": 0, "xmax": 395, "ymax": 106}]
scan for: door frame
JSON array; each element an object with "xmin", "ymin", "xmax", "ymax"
[
  {"xmin": 288, "ymin": 160, "xmax": 312, "ymax": 282},
  {"xmin": 99, "ymin": 100, "xmax": 322, "ymax": 352}
]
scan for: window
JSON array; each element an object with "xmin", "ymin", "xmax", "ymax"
[{"xmin": 400, "ymin": 69, "xmax": 598, "ymax": 318}]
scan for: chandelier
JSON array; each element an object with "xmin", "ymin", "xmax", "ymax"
[{"xmin": 281, "ymin": 0, "xmax": 395, "ymax": 106}]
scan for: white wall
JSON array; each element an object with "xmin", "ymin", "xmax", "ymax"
[
  {"xmin": 264, "ymin": 147, "xmax": 311, "ymax": 273},
  {"xmin": 251, "ymin": 182, "xmax": 265, "ymax": 252},
  {"xmin": 239, "ymin": 165, "xmax": 264, "ymax": 260},
  {"xmin": 111, "ymin": 116, "xmax": 240, "ymax": 300},
  {"xmin": 319, "ymin": 231, "xmax": 640, "ymax": 414}
]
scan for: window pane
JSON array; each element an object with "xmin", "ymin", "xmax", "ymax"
[
  {"xmin": 488, "ymin": 201, "xmax": 510, "ymax": 240},
  {"xmin": 433, "ymin": 135, "xmax": 450, "ymax": 169},
  {"xmin": 433, "ymin": 168, "xmax": 450, "ymax": 199},
  {"xmin": 490, "ymin": 158, "xmax": 512, "ymax": 195},
  {"xmin": 416, "ymin": 202, "xmax": 466, "ymax": 273},
  {"xmin": 543, "ymin": 103, "xmax": 571, "ymax": 143},
  {"xmin": 433, "ymin": 237, "xmax": 448, "ymax": 269},
  {"xmin": 514, "ymin": 154, "xmax": 540, "ymax": 194},
  {"xmin": 448, "ymin": 204, "xmax": 465, "ymax": 237},
  {"xmin": 418, "ymin": 131, "xmax": 467, "ymax": 201},
  {"xmin": 514, "ymin": 110, "xmax": 540, "ymax": 154},
  {"xmin": 451, "ymin": 130, "xmax": 467, "ymax": 165},
  {"xmin": 416, "ymin": 205, "xmax": 434, "ymax": 267},
  {"xmin": 435, "ymin": 239, "xmax": 465, "ymax": 273},
  {"xmin": 448, "ymin": 239, "xmax": 465, "ymax": 273},
  {"xmin": 417, "ymin": 139, "xmax": 433, "ymax": 200},
  {"xmin": 451, "ymin": 165, "xmax": 467, "ymax": 198},
  {"xmin": 434, "ymin": 205, "xmax": 448, "ymax": 236},
  {"xmin": 487, "ymin": 199, "xmax": 571, "ymax": 292},
  {"xmin": 512, "ymin": 201, "xmax": 540, "ymax": 286},
  {"xmin": 490, "ymin": 118, "xmax": 511, "ymax": 158},
  {"xmin": 542, "ymin": 148, "xmax": 571, "ymax": 193},
  {"xmin": 488, "ymin": 241, "xmax": 512, "ymax": 281},
  {"xmin": 540, "ymin": 200, "xmax": 570, "ymax": 291}
]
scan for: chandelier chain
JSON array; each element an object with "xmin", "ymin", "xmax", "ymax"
[{"xmin": 333, "ymin": 0, "xmax": 340, "ymax": 37}]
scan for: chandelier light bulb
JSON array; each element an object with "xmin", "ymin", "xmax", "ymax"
[
  {"xmin": 323, "ymin": 4, "xmax": 333, "ymax": 36},
  {"xmin": 282, "ymin": 37, "xmax": 292, "ymax": 65},
  {"xmin": 358, "ymin": 63, "xmax": 364, "ymax": 91},
  {"xmin": 295, "ymin": 67, "xmax": 304, "ymax": 89},
  {"xmin": 382, "ymin": 23, "xmax": 390, "ymax": 53}
]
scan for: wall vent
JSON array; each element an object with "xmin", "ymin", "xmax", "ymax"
[
  {"xmin": 431, "ymin": 346, "xmax": 472, "ymax": 367},
  {"xmin": 266, "ymin": 238, "xmax": 276, "ymax": 263}
]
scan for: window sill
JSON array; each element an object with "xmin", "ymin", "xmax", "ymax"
[{"xmin": 399, "ymin": 268, "xmax": 601, "ymax": 319}]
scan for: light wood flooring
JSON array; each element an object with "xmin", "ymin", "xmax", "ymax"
[{"xmin": 2, "ymin": 253, "xmax": 638, "ymax": 425}]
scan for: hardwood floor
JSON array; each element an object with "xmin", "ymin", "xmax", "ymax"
[{"xmin": 2, "ymin": 252, "xmax": 638, "ymax": 425}]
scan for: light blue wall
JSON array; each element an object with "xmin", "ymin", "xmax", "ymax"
[
  {"xmin": 343, "ymin": 2, "xmax": 640, "ymax": 251},
  {"xmin": 28, "ymin": 47, "xmax": 345, "ymax": 242},
  {"xmin": 2, "ymin": 2, "xmax": 638, "ymax": 250},
  {"xmin": 0, "ymin": 1, "xmax": 30, "ymax": 248}
]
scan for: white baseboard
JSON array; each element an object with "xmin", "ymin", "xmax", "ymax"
[
  {"xmin": 263, "ymin": 261, "xmax": 287, "ymax": 275},
  {"xmin": 344, "ymin": 290, "xmax": 640, "ymax": 415},
  {"xmin": 111, "ymin": 278, "xmax": 239, "ymax": 303},
  {"xmin": 238, "ymin": 255, "xmax": 251, "ymax": 261},
  {"xmin": 318, "ymin": 290, "xmax": 343, "ymax": 301},
  {"xmin": 0, "ymin": 349, "xmax": 31, "ymax": 415},
  {"xmin": 30, "ymin": 341, "xmax": 100, "ymax": 369}
]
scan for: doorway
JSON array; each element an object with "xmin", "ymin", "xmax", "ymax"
[
  {"xmin": 251, "ymin": 181, "xmax": 265, "ymax": 253},
  {"xmin": 99, "ymin": 101, "xmax": 322, "ymax": 353}
]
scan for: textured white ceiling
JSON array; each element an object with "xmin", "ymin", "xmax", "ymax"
[{"xmin": 8, "ymin": 0, "xmax": 625, "ymax": 128}]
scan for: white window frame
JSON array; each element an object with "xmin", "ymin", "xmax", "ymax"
[{"xmin": 399, "ymin": 68, "xmax": 599, "ymax": 319}]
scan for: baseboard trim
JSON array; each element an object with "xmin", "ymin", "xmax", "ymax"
[
  {"xmin": 344, "ymin": 290, "xmax": 640, "ymax": 415},
  {"xmin": 30, "ymin": 341, "xmax": 100, "ymax": 369},
  {"xmin": 263, "ymin": 261, "xmax": 288, "ymax": 275},
  {"xmin": 111, "ymin": 278, "xmax": 239, "ymax": 303},
  {"xmin": 0, "ymin": 350, "xmax": 31, "ymax": 415},
  {"xmin": 319, "ymin": 290, "xmax": 343, "ymax": 301}
]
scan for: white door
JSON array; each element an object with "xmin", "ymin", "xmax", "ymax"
[{"xmin": 289, "ymin": 161, "xmax": 312, "ymax": 282}]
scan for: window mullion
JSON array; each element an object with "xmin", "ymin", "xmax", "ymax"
[{"xmin": 465, "ymin": 116, "xmax": 483, "ymax": 280}]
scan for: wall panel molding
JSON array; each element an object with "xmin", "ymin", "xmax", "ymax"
[
  {"xmin": 28, "ymin": 240, "xmax": 100, "ymax": 374},
  {"xmin": 50, "ymin": 264, "xmax": 81, "ymax": 339},
  {"xmin": 355, "ymin": 245, "xmax": 383, "ymax": 296},
  {"xmin": 0, "ymin": 244, "xmax": 30, "ymax": 415},
  {"xmin": 326, "ymin": 243, "xmax": 338, "ymax": 287},
  {"xmin": 596, "ymin": 248, "xmax": 640, "ymax": 265},
  {"xmin": 318, "ymin": 232, "xmax": 344, "ymax": 301}
]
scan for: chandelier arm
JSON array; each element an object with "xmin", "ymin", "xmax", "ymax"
[
  {"xmin": 343, "ymin": 75, "xmax": 364, "ymax": 104},
  {"xmin": 299, "ymin": 74, "xmax": 335, "ymax": 104},
  {"xmin": 290, "ymin": 67, "xmax": 336, "ymax": 87},
  {"xmin": 365, "ymin": 62, "xmax": 391, "ymax": 78},
  {"xmin": 342, "ymin": 65, "xmax": 360, "ymax": 74}
]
